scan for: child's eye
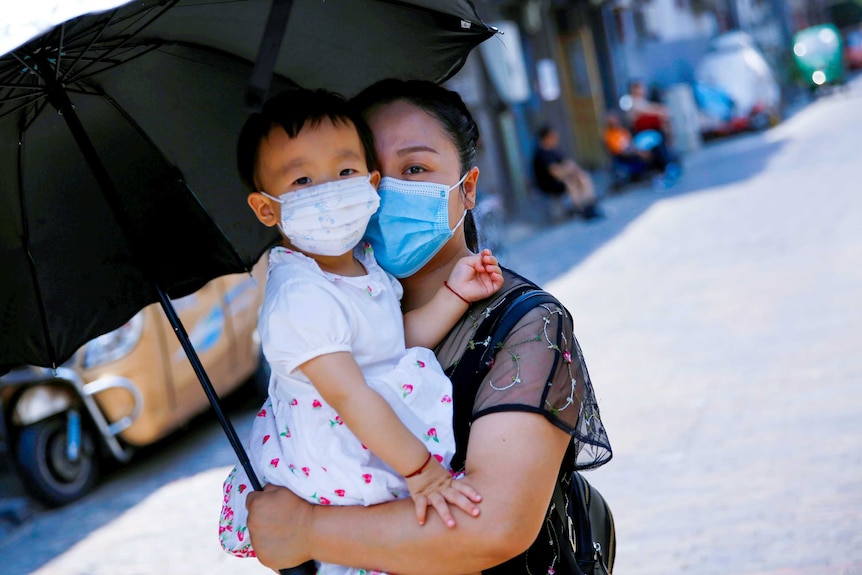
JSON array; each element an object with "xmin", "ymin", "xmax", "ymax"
[
  {"xmin": 340, "ymin": 168, "xmax": 357, "ymax": 177},
  {"xmin": 293, "ymin": 176, "xmax": 311, "ymax": 186}
]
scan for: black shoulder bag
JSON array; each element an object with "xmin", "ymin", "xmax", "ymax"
[{"xmin": 447, "ymin": 287, "xmax": 615, "ymax": 575}]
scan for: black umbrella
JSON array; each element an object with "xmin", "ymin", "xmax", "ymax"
[{"xmin": 0, "ymin": 1, "xmax": 495, "ymax": 564}]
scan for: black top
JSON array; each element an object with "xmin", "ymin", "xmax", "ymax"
[
  {"xmin": 532, "ymin": 147, "xmax": 567, "ymax": 196},
  {"xmin": 435, "ymin": 267, "xmax": 612, "ymax": 574}
]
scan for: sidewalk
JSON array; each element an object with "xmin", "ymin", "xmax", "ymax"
[{"xmin": 497, "ymin": 81, "xmax": 862, "ymax": 574}]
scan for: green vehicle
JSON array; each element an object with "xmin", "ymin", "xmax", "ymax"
[{"xmin": 792, "ymin": 23, "xmax": 846, "ymax": 91}]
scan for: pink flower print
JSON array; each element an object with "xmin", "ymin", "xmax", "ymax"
[
  {"xmin": 257, "ymin": 408, "xmax": 267, "ymax": 417},
  {"xmin": 362, "ymin": 241, "xmax": 372, "ymax": 254},
  {"xmin": 401, "ymin": 384, "xmax": 413, "ymax": 398},
  {"xmin": 441, "ymin": 395, "xmax": 452, "ymax": 403},
  {"xmin": 366, "ymin": 285, "xmax": 373, "ymax": 296},
  {"xmin": 425, "ymin": 428, "xmax": 439, "ymax": 443},
  {"xmin": 262, "ymin": 434, "xmax": 271, "ymax": 445},
  {"xmin": 237, "ymin": 526, "xmax": 246, "ymax": 542},
  {"xmin": 288, "ymin": 463, "xmax": 297, "ymax": 474},
  {"xmin": 563, "ymin": 350, "xmax": 572, "ymax": 364},
  {"xmin": 302, "ymin": 466, "xmax": 310, "ymax": 477},
  {"xmin": 433, "ymin": 454, "xmax": 444, "ymax": 464},
  {"xmin": 319, "ymin": 496, "xmax": 331, "ymax": 505},
  {"xmin": 321, "ymin": 466, "xmax": 327, "ymax": 472},
  {"xmin": 330, "ymin": 415, "xmax": 344, "ymax": 427},
  {"xmin": 280, "ymin": 425, "xmax": 291, "ymax": 438},
  {"xmin": 270, "ymin": 458, "xmax": 280, "ymax": 468},
  {"xmin": 362, "ymin": 473, "xmax": 373, "ymax": 484},
  {"xmin": 290, "ymin": 398, "xmax": 298, "ymax": 406},
  {"xmin": 415, "ymin": 360, "xmax": 426, "ymax": 368},
  {"xmin": 239, "ymin": 483, "xmax": 248, "ymax": 494},
  {"xmin": 335, "ymin": 489, "xmax": 346, "ymax": 497},
  {"xmin": 361, "ymin": 443, "xmax": 368, "ymax": 450},
  {"xmin": 312, "ymin": 399, "xmax": 322, "ymax": 409}
]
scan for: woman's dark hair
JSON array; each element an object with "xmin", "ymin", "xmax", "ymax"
[
  {"xmin": 237, "ymin": 87, "xmax": 379, "ymax": 192},
  {"xmin": 350, "ymin": 79, "xmax": 481, "ymax": 251}
]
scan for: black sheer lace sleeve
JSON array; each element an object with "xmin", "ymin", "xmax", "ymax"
[{"xmin": 435, "ymin": 269, "xmax": 611, "ymax": 471}]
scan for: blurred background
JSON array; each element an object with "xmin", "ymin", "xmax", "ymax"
[{"xmin": 2, "ymin": 1, "xmax": 860, "ymax": 574}]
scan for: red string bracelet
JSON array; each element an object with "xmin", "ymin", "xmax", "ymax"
[
  {"xmin": 443, "ymin": 281, "xmax": 471, "ymax": 305},
  {"xmin": 405, "ymin": 452, "xmax": 433, "ymax": 478}
]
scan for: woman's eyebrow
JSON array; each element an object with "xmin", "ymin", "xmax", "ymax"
[{"xmin": 397, "ymin": 145, "xmax": 438, "ymax": 156}]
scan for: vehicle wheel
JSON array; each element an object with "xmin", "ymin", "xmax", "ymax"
[{"xmin": 14, "ymin": 413, "xmax": 100, "ymax": 507}]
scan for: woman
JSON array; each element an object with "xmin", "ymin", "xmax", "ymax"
[{"xmin": 245, "ymin": 79, "xmax": 612, "ymax": 575}]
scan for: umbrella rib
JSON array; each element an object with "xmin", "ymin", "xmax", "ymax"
[
  {"xmin": 55, "ymin": 24, "xmax": 65, "ymax": 81},
  {"xmin": 62, "ymin": 1, "xmax": 180, "ymax": 83},
  {"xmin": 59, "ymin": 9, "xmax": 127, "ymax": 84},
  {"xmin": 0, "ymin": 95, "xmax": 47, "ymax": 122},
  {"xmin": 67, "ymin": 44, "xmax": 162, "ymax": 85}
]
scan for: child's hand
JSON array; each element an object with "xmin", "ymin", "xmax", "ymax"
[
  {"xmin": 447, "ymin": 249, "xmax": 503, "ymax": 304},
  {"xmin": 404, "ymin": 457, "xmax": 481, "ymax": 528}
]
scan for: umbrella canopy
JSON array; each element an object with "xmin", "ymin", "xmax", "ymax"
[{"xmin": 0, "ymin": 0, "xmax": 496, "ymax": 374}]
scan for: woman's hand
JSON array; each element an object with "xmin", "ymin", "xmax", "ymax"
[
  {"xmin": 246, "ymin": 484, "xmax": 314, "ymax": 570},
  {"xmin": 448, "ymin": 249, "xmax": 503, "ymax": 303}
]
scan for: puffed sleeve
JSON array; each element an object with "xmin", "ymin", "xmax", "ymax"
[{"xmin": 259, "ymin": 278, "xmax": 353, "ymax": 376}]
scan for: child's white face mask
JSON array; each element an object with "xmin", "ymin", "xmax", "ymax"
[{"xmin": 260, "ymin": 175, "xmax": 380, "ymax": 256}]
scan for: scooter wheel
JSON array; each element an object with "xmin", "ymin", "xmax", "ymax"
[{"xmin": 14, "ymin": 414, "xmax": 100, "ymax": 507}]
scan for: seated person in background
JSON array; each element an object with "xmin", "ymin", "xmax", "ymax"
[
  {"xmin": 626, "ymin": 80, "xmax": 672, "ymax": 139},
  {"xmin": 604, "ymin": 112, "xmax": 670, "ymax": 178},
  {"xmin": 532, "ymin": 126, "xmax": 602, "ymax": 221}
]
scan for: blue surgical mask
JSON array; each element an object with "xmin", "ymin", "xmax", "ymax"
[{"xmin": 363, "ymin": 174, "xmax": 469, "ymax": 278}]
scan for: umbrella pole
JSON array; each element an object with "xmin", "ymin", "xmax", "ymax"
[
  {"xmin": 154, "ymin": 288, "xmax": 263, "ymax": 490},
  {"xmin": 44, "ymin": 82, "xmax": 264, "ymax": 492}
]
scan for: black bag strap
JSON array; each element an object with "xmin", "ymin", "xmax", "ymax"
[
  {"xmin": 447, "ymin": 286, "xmax": 558, "ymax": 472},
  {"xmin": 447, "ymin": 286, "xmax": 610, "ymax": 574}
]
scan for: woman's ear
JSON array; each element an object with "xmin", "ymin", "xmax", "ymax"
[
  {"xmin": 369, "ymin": 170, "xmax": 381, "ymax": 189},
  {"xmin": 462, "ymin": 166, "xmax": 480, "ymax": 210},
  {"xmin": 247, "ymin": 192, "xmax": 279, "ymax": 227}
]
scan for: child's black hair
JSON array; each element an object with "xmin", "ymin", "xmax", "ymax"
[{"xmin": 237, "ymin": 88, "xmax": 379, "ymax": 192}]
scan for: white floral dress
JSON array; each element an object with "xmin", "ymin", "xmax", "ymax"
[{"xmin": 219, "ymin": 245, "xmax": 456, "ymax": 575}]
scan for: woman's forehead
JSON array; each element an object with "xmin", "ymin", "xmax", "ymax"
[{"xmin": 367, "ymin": 100, "xmax": 451, "ymax": 150}]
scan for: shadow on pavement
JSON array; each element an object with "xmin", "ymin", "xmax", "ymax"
[{"xmin": 0, "ymin": 384, "xmax": 262, "ymax": 574}]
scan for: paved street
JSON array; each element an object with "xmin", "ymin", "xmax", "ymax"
[{"xmin": 2, "ymin": 76, "xmax": 861, "ymax": 574}]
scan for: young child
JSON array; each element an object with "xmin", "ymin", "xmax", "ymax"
[{"xmin": 218, "ymin": 88, "xmax": 503, "ymax": 571}]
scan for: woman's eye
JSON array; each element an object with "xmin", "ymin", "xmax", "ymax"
[
  {"xmin": 293, "ymin": 176, "xmax": 311, "ymax": 186},
  {"xmin": 405, "ymin": 165, "xmax": 425, "ymax": 175},
  {"xmin": 340, "ymin": 168, "xmax": 357, "ymax": 177}
]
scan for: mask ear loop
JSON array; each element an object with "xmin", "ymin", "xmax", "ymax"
[{"xmin": 457, "ymin": 168, "xmax": 480, "ymax": 252}]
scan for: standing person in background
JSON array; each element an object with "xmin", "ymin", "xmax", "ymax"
[
  {"xmin": 626, "ymin": 80, "xmax": 672, "ymax": 140},
  {"xmin": 243, "ymin": 79, "xmax": 612, "ymax": 575},
  {"xmin": 531, "ymin": 125, "xmax": 603, "ymax": 221}
]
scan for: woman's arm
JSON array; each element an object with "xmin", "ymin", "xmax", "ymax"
[{"xmin": 246, "ymin": 410, "xmax": 571, "ymax": 574}]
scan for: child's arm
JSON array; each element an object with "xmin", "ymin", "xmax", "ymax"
[
  {"xmin": 301, "ymin": 351, "xmax": 481, "ymax": 527},
  {"xmin": 404, "ymin": 249, "xmax": 503, "ymax": 349}
]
